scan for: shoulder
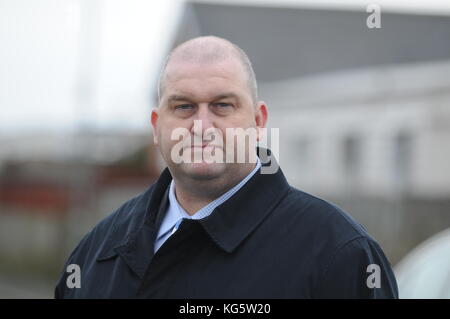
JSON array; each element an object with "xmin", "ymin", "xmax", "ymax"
[
  {"xmin": 275, "ymin": 187, "xmax": 398, "ymax": 297},
  {"xmin": 54, "ymin": 184, "xmax": 155, "ymax": 298},
  {"xmin": 83, "ymin": 185, "xmax": 154, "ymax": 255},
  {"xmin": 313, "ymin": 234, "xmax": 399, "ymax": 298},
  {"xmin": 279, "ymin": 186, "xmax": 374, "ymax": 245}
]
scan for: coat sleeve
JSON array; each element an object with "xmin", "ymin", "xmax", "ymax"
[
  {"xmin": 314, "ymin": 237, "xmax": 399, "ymax": 298},
  {"xmin": 54, "ymin": 230, "xmax": 92, "ymax": 299}
]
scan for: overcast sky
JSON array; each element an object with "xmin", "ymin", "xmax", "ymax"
[
  {"xmin": 1, "ymin": 0, "xmax": 450, "ymax": 134},
  {"xmin": 0, "ymin": 0, "xmax": 182, "ymax": 133}
]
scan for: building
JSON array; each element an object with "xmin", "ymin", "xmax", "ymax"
[{"xmin": 163, "ymin": 0, "xmax": 450, "ymax": 263}]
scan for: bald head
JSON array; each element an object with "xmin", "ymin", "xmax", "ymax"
[{"xmin": 157, "ymin": 35, "xmax": 258, "ymax": 104}]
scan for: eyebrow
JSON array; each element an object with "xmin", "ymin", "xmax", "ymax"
[{"xmin": 167, "ymin": 92, "xmax": 240, "ymax": 103}]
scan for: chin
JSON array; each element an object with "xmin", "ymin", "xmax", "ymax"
[{"xmin": 181, "ymin": 162, "xmax": 227, "ymax": 180}]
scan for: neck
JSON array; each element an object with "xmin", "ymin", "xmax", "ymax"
[{"xmin": 172, "ymin": 162, "xmax": 257, "ymax": 216}]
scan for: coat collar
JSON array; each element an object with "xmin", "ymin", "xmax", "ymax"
[
  {"xmin": 96, "ymin": 147, "xmax": 290, "ymax": 277},
  {"xmin": 198, "ymin": 148, "xmax": 290, "ymax": 253}
]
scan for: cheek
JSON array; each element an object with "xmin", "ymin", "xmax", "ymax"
[
  {"xmin": 223, "ymin": 116, "xmax": 255, "ymax": 132},
  {"xmin": 159, "ymin": 128, "xmax": 177, "ymax": 151},
  {"xmin": 160, "ymin": 121, "xmax": 190, "ymax": 150}
]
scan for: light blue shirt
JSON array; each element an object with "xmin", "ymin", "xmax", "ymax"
[{"xmin": 154, "ymin": 158, "xmax": 262, "ymax": 253}]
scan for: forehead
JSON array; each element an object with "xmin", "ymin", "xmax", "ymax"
[{"xmin": 163, "ymin": 58, "xmax": 248, "ymax": 98}]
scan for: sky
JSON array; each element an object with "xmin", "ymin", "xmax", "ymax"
[
  {"xmin": 0, "ymin": 0, "xmax": 182, "ymax": 133},
  {"xmin": 1, "ymin": 0, "xmax": 450, "ymax": 134}
]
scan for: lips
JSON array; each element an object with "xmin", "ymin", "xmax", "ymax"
[
  {"xmin": 180, "ymin": 145, "xmax": 219, "ymax": 154},
  {"xmin": 190, "ymin": 144, "xmax": 220, "ymax": 149},
  {"xmin": 185, "ymin": 143, "xmax": 221, "ymax": 148}
]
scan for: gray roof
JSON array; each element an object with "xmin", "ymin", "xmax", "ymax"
[
  {"xmin": 0, "ymin": 133, "xmax": 150, "ymax": 164},
  {"xmin": 169, "ymin": 2, "xmax": 450, "ymax": 83}
]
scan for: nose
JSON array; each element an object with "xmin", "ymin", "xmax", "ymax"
[{"xmin": 190, "ymin": 104, "xmax": 215, "ymax": 135}]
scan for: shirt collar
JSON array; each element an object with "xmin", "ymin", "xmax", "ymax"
[
  {"xmin": 148, "ymin": 148, "xmax": 290, "ymax": 253},
  {"xmin": 96, "ymin": 147, "xmax": 290, "ymax": 278},
  {"xmin": 157, "ymin": 157, "xmax": 262, "ymax": 241}
]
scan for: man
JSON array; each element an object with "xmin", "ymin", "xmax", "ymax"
[{"xmin": 55, "ymin": 36, "xmax": 398, "ymax": 298}]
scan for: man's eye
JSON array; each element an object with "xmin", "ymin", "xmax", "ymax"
[
  {"xmin": 175, "ymin": 104, "xmax": 194, "ymax": 110},
  {"xmin": 214, "ymin": 103, "xmax": 232, "ymax": 108}
]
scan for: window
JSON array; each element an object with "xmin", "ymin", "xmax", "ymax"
[
  {"xmin": 342, "ymin": 134, "xmax": 362, "ymax": 193},
  {"xmin": 393, "ymin": 131, "xmax": 413, "ymax": 194}
]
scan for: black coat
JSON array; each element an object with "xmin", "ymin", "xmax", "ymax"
[{"xmin": 55, "ymin": 151, "xmax": 398, "ymax": 298}]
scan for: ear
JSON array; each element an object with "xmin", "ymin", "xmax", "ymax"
[
  {"xmin": 150, "ymin": 108, "xmax": 159, "ymax": 145},
  {"xmin": 255, "ymin": 101, "xmax": 268, "ymax": 141}
]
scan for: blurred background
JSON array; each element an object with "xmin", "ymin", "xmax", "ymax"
[{"xmin": 1, "ymin": 0, "xmax": 450, "ymax": 298}]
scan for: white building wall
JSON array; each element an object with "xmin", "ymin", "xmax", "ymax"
[{"xmin": 261, "ymin": 60, "xmax": 450, "ymax": 198}]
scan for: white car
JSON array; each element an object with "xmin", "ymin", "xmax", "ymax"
[{"xmin": 395, "ymin": 228, "xmax": 450, "ymax": 298}]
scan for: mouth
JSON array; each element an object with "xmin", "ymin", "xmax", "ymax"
[{"xmin": 187, "ymin": 144, "xmax": 221, "ymax": 149}]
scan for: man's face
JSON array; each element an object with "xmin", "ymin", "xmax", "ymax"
[{"xmin": 151, "ymin": 57, "xmax": 267, "ymax": 182}]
